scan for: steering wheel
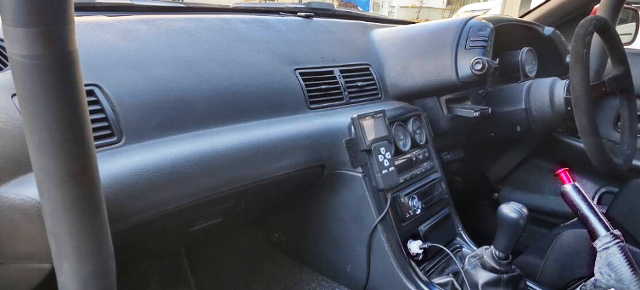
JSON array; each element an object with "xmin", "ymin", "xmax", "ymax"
[{"xmin": 570, "ymin": 15, "xmax": 638, "ymax": 173}]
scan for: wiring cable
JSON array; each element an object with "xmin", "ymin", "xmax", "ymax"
[
  {"xmin": 362, "ymin": 194, "xmax": 393, "ymax": 290},
  {"xmin": 420, "ymin": 242, "xmax": 471, "ymax": 290}
]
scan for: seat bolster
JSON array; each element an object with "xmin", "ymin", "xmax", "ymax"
[
  {"xmin": 514, "ymin": 220, "xmax": 595, "ymax": 289},
  {"xmin": 606, "ymin": 179, "xmax": 640, "ymax": 245}
]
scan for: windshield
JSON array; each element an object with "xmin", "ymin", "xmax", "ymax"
[{"xmin": 155, "ymin": 0, "xmax": 548, "ymax": 21}]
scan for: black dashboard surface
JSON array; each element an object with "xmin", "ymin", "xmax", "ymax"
[
  {"xmin": 0, "ymin": 13, "xmax": 470, "ymax": 229},
  {"xmin": 0, "ymin": 13, "xmax": 568, "ymax": 230}
]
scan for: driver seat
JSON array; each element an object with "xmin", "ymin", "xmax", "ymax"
[{"xmin": 514, "ymin": 179, "xmax": 640, "ymax": 289}]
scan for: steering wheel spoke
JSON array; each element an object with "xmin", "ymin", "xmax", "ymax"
[{"xmin": 591, "ymin": 71, "xmax": 628, "ymax": 98}]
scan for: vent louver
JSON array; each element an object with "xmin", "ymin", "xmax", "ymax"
[
  {"xmin": 11, "ymin": 86, "xmax": 121, "ymax": 149},
  {"xmin": 0, "ymin": 39, "xmax": 9, "ymax": 72},
  {"xmin": 85, "ymin": 87, "xmax": 121, "ymax": 148},
  {"xmin": 297, "ymin": 64, "xmax": 382, "ymax": 110},
  {"xmin": 339, "ymin": 66, "xmax": 381, "ymax": 102},
  {"xmin": 297, "ymin": 69, "xmax": 345, "ymax": 108}
]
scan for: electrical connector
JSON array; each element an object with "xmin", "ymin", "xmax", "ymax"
[{"xmin": 406, "ymin": 239, "xmax": 424, "ymax": 260}]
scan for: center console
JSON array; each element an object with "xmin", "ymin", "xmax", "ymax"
[
  {"xmin": 351, "ymin": 107, "xmax": 474, "ymax": 276},
  {"xmin": 351, "ymin": 107, "xmax": 540, "ymax": 290}
]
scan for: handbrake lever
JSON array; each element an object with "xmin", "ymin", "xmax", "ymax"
[{"xmin": 556, "ymin": 168, "xmax": 640, "ymax": 289}]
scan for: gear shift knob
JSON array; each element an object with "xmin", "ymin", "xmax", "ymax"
[{"xmin": 492, "ymin": 202, "xmax": 528, "ymax": 257}]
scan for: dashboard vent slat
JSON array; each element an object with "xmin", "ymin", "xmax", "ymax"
[
  {"xmin": 90, "ymin": 113, "xmax": 108, "ymax": 120},
  {"xmin": 308, "ymin": 95, "xmax": 345, "ymax": 103},
  {"xmin": 339, "ymin": 66, "xmax": 381, "ymax": 102},
  {"xmin": 297, "ymin": 68, "xmax": 346, "ymax": 108},
  {"xmin": 307, "ymin": 90, "xmax": 343, "ymax": 96},
  {"xmin": 297, "ymin": 64, "xmax": 382, "ymax": 110}
]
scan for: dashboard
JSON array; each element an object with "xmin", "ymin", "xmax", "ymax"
[
  {"xmin": 0, "ymin": 14, "xmax": 569, "ymax": 217},
  {"xmin": 0, "ymin": 11, "xmax": 570, "ymax": 289}
]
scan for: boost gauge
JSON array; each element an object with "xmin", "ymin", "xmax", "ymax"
[
  {"xmin": 521, "ymin": 47, "xmax": 538, "ymax": 79},
  {"xmin": 392, "ymin": 122, "xmax": 412, "ymax": 153},
  {"xmin": 499, "ymin": 47, "xmax": 538, "ymax": 81},
  {"xmin": 408, "ymin": 117, "xmax": 427, "ymax": 146}
]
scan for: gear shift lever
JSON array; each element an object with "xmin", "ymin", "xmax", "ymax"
[
  {"xmin": 453, "ymin": 202, "xmax": 529, "ymax": 289},
  {"xmin": 492, "ymin": 202, "xmax": 528, "ymax": 259}
]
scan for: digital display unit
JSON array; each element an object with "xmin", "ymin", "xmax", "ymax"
[
  {"xmin": 361, "ymin": 115, "xmax": 389, "ymax": 145},
  {"xmin": 352, "ymin": 110, "xmax": 392, "ymax": 150}
]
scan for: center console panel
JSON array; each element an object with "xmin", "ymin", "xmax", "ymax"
[
  {"xmin": 352, "ymin": 106, "xmax": 475, "ymax": 275},
  {"xmin": 352, "ymin": 106, "xmax": 542, "ymax": 290}
]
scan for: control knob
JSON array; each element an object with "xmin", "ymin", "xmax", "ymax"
[
  {"xmin": 470, "ymin": 56, "xmax": 496, "ymax": 77},
  {"xmin": 408, "ymin": 195, "xmax": 423, "ymax": 215}
]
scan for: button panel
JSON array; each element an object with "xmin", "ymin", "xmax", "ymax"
[
  {"xmin": 440, "ymin": 148, "xmax": 465, "ymax": 163},
  {"xmin": 466, "ymin": 25, "xmax": 493, "ymax": 51},
  {"xmin": 369, "ymin": 141, "xmax": 399, "ymax": 190},
  {"xmin": 397, "ymin": 149, "xmax": 434, "ymax": 185}
]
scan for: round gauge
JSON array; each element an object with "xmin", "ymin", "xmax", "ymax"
[
  {"xmin": 392, "ymin": 122, "xmax": 412, "ymax": 153},
  {"xmin": 408, "ymin": 117, "xmax": 427, "ymax": 146},
  {"xmin": 520, "ymin": 47, "xmax": 538, "ymax": 79}
]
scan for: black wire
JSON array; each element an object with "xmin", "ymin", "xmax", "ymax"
[
  {"xmin": 362, "ymin": 195, "xmax": 393, "ymax": 290},
  {"xmin": 420, "ymin": 242, "xmax": 471, "ymax": 290}
]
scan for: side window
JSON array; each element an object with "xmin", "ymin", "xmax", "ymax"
[
  {"xmin": 619, "ymin": 2, "xmax": 640, "ymax": 49},
  {"xmin": 592, "ymin": 2, "xmax": 640, "ymax": 49}
]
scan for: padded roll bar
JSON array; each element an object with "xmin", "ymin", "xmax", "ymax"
[{"xmin": 0, "ymin": 0, "xmax": 116, "ymax": 289}]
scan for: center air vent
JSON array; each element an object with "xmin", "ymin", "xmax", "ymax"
[
  {"xmin": 297, "ymin": 69, "xmax": 345, "ymax": 108},
  {"xmin": 339, "ymin": 66, "xmax": 381, "ymax": 102},
  {"xmin": 297, "ymin": 64, "xmax": 382, "ymax": 110},
  {"xmin": 11, "ymin": 86, "xmax": 122, "ymax": 149}
]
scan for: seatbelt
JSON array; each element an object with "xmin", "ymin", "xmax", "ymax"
[{"xmin": 486, "ymin": 135, "xmax": 547, "ymax": 185}]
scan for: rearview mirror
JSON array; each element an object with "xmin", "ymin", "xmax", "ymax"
[{"xmin": 616, "ymin": 5, "xmax": 640, "ymax": 46}]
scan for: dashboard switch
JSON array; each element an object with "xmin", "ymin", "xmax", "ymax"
[
  {"xmin": 470, "ymin": 56, "xmax": 495, "ymax": 77},
  {"xmin": 468, "ymin": 41, "xmax": 489, "ymax": 48},
  {"xmin": 469, "ymin": 26, "xmax": 491, "ymax": 38}
]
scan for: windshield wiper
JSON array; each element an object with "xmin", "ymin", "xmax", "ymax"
[
  {"xmin": 230, "ymin": 2, "xmax": 412, "ymax": 23},
  {"xmin": 74, "ymin": 0, "xmax": 412, "ymax": 25},
  {"xmin": 231, "ymin": 2, "xmax": 335, "ymax": 10}
]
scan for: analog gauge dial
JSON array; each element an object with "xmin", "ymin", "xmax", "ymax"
[
  {"xmin": 408, "ymin": 117, "xmax": 427, "ymax": 146},
  {"xmin": 521, "ymin": 47, "xmax": 538, "ymax": 79},
  {"xmin": 392, "ymin": 122, "xmax": 412, "ymax": 153}
]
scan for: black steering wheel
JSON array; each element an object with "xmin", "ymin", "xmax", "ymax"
[{"xmin": 570, "ymin": 15, "xmax": 638, "ymax": 173}]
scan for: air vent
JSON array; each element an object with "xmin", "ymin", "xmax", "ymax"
[
  {"xmin": 85, "ymin": 87, "xmax": 120, "ymax": 148},
  {"xmin": 339, "ymin": 66, "xmax": 381, "ymax": 102},
  {"xmin": 297, "ymin": 69, "xmax": 345, "ymax": 109},
  {"xmin": 0, "ymin": 39, "xmax": 9, "ymax": 72},
  {"xmin": 11, "ymin": 86, "xmax": 121, "ymax": 149},
  {"xmin": 297, "ymin": 64, "xmax": 382, "ymax": 110}
]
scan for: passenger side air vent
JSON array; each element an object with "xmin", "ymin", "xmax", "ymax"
[
  {"xmin": 11, "ymin": 86, "xmax": 121, "ymax": 149},
  {"xmin": 0, "ymin": 38, "xmax": 9, "ymax": 72},
  {"xmin": 297, "ymin": 64, "xmax": 382, "ymax": 110},
  {"xmin": 339, "ymin": 66, "xmax": 381, "ymax": 102},
  {"xmin": 85, "ymin": 87, "xmax": 121, "ymax": 148},
  {"xmin": 297, "ymin": 69, "xmax": 345, "ymax": 109}
]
